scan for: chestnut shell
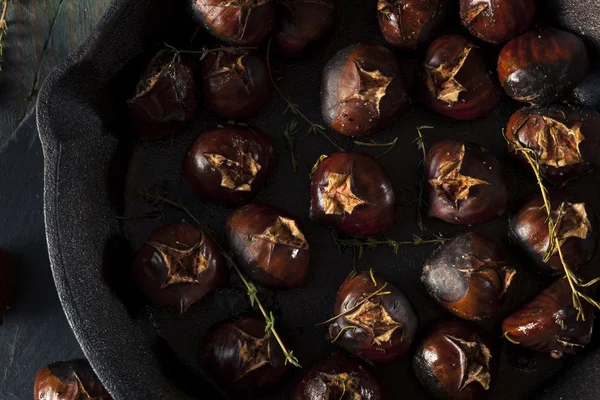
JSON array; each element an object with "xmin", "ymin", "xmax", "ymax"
[
  {"xmin": 34, "ymin": 360, "xmax": 112, "ymax": 400},
  {"xmin": 0, "ymin": 250, "xmax": 15, "ymax": 324}
]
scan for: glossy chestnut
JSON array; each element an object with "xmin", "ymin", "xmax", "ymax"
[
  {"xmin": 426, "ymin": 141, "xmax": 508, "ymax": 225},
  {"xmin": 321, "ymin": 43, "xmax": 410, "ymax": 136},
  {"xmin": 418, "ymin": 34, "xmax": 501, "ymax": 120},
  {"xmin": 0, "ymin": 250, "xmax": 15, "ymax": 324},
  {"xmin": 34, "ymin": 360, "xmax": 112, "ymax": 400},
  {"xmin": 310, "ymin": 152, "xmax": 396, "ymax": 237},
  {"xmin": 498, "ymin": 27, "xmax": 590, "ymax": 105},
  {"xmin": 460, "ymin": 0, "xmax": 535, "ymax": 44},
  {"xmin": 132, "ymin": 223, "xmax": 226, "ymax": 311}
]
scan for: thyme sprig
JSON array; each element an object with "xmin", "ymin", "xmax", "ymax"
[
  {"xmin": 284, "ymin": 121, "xmax": 300, "ymax": 173},
  {"xmin": 335, "ymin": 233, "xmax": 449, "ymax": 258},
  {"xmin": 164, "ymin": 42, "xmax": 256, "ymax": 61},
  {"xmin": 0, "ymin": 0, "xmax": 9, "ymax": 72},
  {"xmin": 414, "ymin": 126, "xmax": 433, "ymax": 231},
  {"xmin": 354, "ymin": 137, "xmax": 398, "ymax": 159},
  {"xmin": 317, "ymin": 283, "xmax": 390, "ymax": 326}
]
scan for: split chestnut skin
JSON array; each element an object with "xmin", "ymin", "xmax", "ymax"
[
  {"xmin": 34, "ymin": 360, "xmax": 112, "ymax": 400},
  {"xmin": 460, "ymin": 0, "xmax": 535, "ymax": 44}
]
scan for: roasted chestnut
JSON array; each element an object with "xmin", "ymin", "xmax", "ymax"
[
  {"xmin": 273, "ymin": 0, "xmax": 334, "ymax": 57},
  {"xmin": 413, "ymin": 321, "xmax": 496, "ymax": 400},
  {"xmin": 502, "ymin": 277, "xmax": 594, "ymax": 358},
  {"xmin": 510, "ymin": 192, "xmax": 598, "ymax": 276},
  {"xmin": 0, "ymin": 250, "xmax": 15, "ymax": 324},
  {"xmin": 426, "ymin": 141, "xmax": 508, "ymax": 225},
  {"xmin": 423, "ymin": 232, "xmax": 516, "ymax": 321},
  {"xmin": 497, "ymin": 27, "xmax": 590, "ymax": 105},
  {"xmin": 310, "ymin": 152, "xmax": 395, "ymax": 237},
  {"xmin": 377, "ymin": 0, "xmax": 448, "ymax": 50},
  {"xmin": 460, "ymin": 0, "xmax": 535, "ymax": 44},
  {"xmin": 291, "ymin": 353, "xmax": 386, "ymax": 400},
  {"xmin": 201, "ymin": 49, "xmax": 272, "ymax": 118},
  {"xmin": 328, "ymin": 272, "xmax": 418, "ymax": 363},
  {"xmin": 321, "ymin": 43, "xmax": 410, "ymax": 136},
  {"xmin": 225, "ymin": 204, "xmax": 310, "ymax": 288},
  {"xmin": 183, "ymin": 126, "xmax": 275, "ymax": 206},
  {"xmin": 190, "ymin": 0, "xmax": 274, "ymax": 45},
  {"xmin": 418, "ymin": 34, "xmax": 501, "ymax": 120},
  {"xmin": 34, "ymin": 360, "xmax": 112, "ymax": 400},
  {"xmin": 128, "ymin": 50, "xmax": 196, "ymax": 140},
  {"xmin": 132, "ymin": 223, "xmax": 226, "ymax": 311},
  {"xmin": 506, "ymin": 104, "xmax": 600, "ymax": 186},
  {"xmin": 202, "ymin": 317, "xmax": 289, "ymax": 390}
]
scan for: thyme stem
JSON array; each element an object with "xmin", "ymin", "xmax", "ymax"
[
  {"xmin": 335, "ymin": 234, "xmax": 449, "ymax": 257},
  {"xmin": 415, "ymin": 126, "xmax": 433, "ymax": 230},
  {"xmin": 317, "ymin": 283, "xmax": 390, "ymax": 326},
  {"xmin": 0, "ymin": 0, "xmax": 9, "ymax": 72}
]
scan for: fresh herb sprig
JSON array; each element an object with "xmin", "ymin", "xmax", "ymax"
[
  {"xmin": 354, "ymin": 137, "xmax": 398, "ymax": 159},
  {"xmin": 334, "ymin": 233, "xmax": 449, "ymax": 258},
  {"xmin": 164, "ymin": 42, "xmax": 256, "ymax": 61},
  {"xmin": 285, "ymin": 121, "xmax": 300, "ymax": 173}
]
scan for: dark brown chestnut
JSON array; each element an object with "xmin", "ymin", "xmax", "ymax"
[
  {"xmin": 506, "ymin": 104, "xmax": 600, "ymax": 186},
  {"xmin": 418, "ymin": 34, "xmax": 501, "ymax": 120},
  {"xmin": 423, "ymin": 232, "xmax": 516, "ymax": 321},
  {"xmin": 190, "ymin": 0, "xmax": 274, "ymax": 45},
  {"xmin": 183, "ymin": 126, "xmax": 275, "ymax": 206},
  {"xmin": 132, "ymin": 223, "xmax": 226, "ymax": 311},
  {"xmin": 202, "ymin": 317, "xmax": 289, "ymax": 390},
  {"xmin": 426, "ymin": 141, "xmax": 508, "ymax": 225},
  {"xmin": 201, "ymin": 49, "xmax": 272, "ymax": 118},
  {"xmin": 460, "ymin": 0, "xmax": 535, "ymax": 44},
  {"xmin": 328, "ymin": 272, "xmax": 418, "ymax": 364},
  {"xmin": 498, "ymin": 27, "xmax": 590, "ymax": 105},
  {"xmin": 321, "ymin": 43, "xmax": 410, "ymax": 136},
  {"xmin": 225, "ymin": 204, "xmax": 310, "ymax": 288},
  {"xmin": 377, "ymin": 0, "xmax": 448, "ymax": 50},
  {"xmin": 413, "ymin": 321, "xmax": 496, "ymax": 400},
  {"xmin": 128, "ymin": 50, "xmax": 196, "ymax": 140},
  {"xmin": 0, "ymin": 250, "xmax": 15, "ymax": 324},
  {"xmin": 310, "ymin": 152, "xmax": 396, "ymax": 237},
  {"xmin": 34, "ymin": 360, "xmax": 112, "ymax": 400},
  {"xmin": 502, "ymin": 277, "xmax": 594, "ymax": 358},
  {"xmin": 291, "ymin": 353, "xmax": 387, "ymax": 400}
]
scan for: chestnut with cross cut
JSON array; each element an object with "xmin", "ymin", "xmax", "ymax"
[
  {"xmin": 132, "ymin": 223, "xmax": 226, "ymax": 311},
  {"xmin": 460, "ymin": 0, "xmax": 535, "ymax": 44},
  {"xmin": 0, "ymin": 250, "xmax": 15, "ymax": 324},
  {"xmin": 328, "ymin": 272, "xmax": 418, "ymax": 363},
  {"xmin": 423, "ymin": 232, "xmax": 516, "ymax": 321},
  {"xmin": 321, "ymin": 43, "xmax": 410, "ymax": 136},
  {"xmin": 202, "ymin": 317, "xmax": 289, "ymax": 390},
  {"xmin": 426, "ymin": 141, "xmax": 508, "ymax": 225},
  {"xmin": 225, "ymin": 204, "xmax": 310, "ymax": 288},
  {"xmin": 183, "ymin": 126, "xmax": 275, "ymax": 206},
  {"xmin": 34, "ymin": 359, "xmax": 112, "ymax": 400},
  {"xmin": 413, "ymin": 321, "xmax": 497, "ymax": 400}
]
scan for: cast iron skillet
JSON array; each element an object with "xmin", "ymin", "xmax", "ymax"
[{"xmin": 36, "ymin": 0, "xmax": 600, "ymax": 399}]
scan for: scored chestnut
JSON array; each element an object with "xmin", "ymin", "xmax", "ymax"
[
  {"xmin": 413, "ymin": 321, "xmax": 496, "ymax": 400},
  {"xmin": 128, "ymin": 50, "xmax": 196, "ymax": 140},
  {"xmin": 506, "ymin": 104, "xmax": 600, "ymax": 186},
  {"xmin": 502, "ymin": 277, "xmax": 594, "ymax": 358},
  {"xmin": 498, "ymin": 26, "xmax": 590, "ymax": 105},
  {"xmin": 225, "ymin": 204, "xmax": 310, "ymax": 289},
  {"xmin": 418, "ymin": 34, "xmax": 501, "ymax": 120},
  {"xmin": 291, "ymin": 353, "xmax": 386, "ymax": 400},
  {"xmin": 310, "ymin": 152, "xmax": 395, "ymax": 237},
  {"xmin": 460, "ymin": 0, "xmax": 535, "ymax": 44},
  {"xmin": 328, "ymin": 272, "xmax": 418, "ymax": 364},
  {"xmin": 34, "ymin": 360, "xmax": 112, "ymax": 400},
  {"xmin": 423, "ymin": 232, "xmax": 516, "ymax": 321},
  {"xmin": 426, "ymin": 141, "xmax": 508, "ymax": 225},
  {"xmin": 202, "ymin": 317, "xmax": 289, "ymax": 390},
  {"xmin": 321, "ymin": 43, "xmax": 410, "ymax": 136},
  {"xmin": 201, "ymin": 49, "xmax": 272, "ymax": 118},
  {"xmin": 0, "ymin": 250, "xmax": 15, "ymax": 324},
  {"xmin": 132, "ymin": 223, "xmax": 226, "ymax": 311}
]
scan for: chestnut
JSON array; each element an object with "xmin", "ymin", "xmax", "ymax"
[
  {"xmin": 510, "ymin": 192, "xmax": 598, "ymax": 276},
  {"xmin": 310, "ymin": 152, "xmax": 395, "ymax": 237},
  {"xmin": 0, "ymin": 250, "xmax": 15, "ymax": 324},
  {"xmin": 377, "ymin": 0, "xmax": 448, "ymax": 50},
  {"xmin": 460, "ymin": 0, "xmax": 535, "ymax": 44},
  {"xmin": 189, "ymin": 0, "xmax": 274, "ymax": 46},
  {"xmin": 418, "ymin": 34, "xmax": 501, "ymax": 120},
  {"xmin": 225, "ymin": 204, "xmax": 310, "ymax": 288},
  {"xmin": 502, "ymin": 277, "xmax": 594, "ymax": 358},
  {"xmin": 183, "ymin": 126, "xmax": 275, "ymax": 206},
  {"xmin": 498, "ymin": 27, "xmax": 590, "ymax": 105},
  {"xmin": 506, "ymin": 104, "xmax": 600, "ymax": 186},
  {"xmin": 423, "ymin": 232, "xmax": 516, "ymax": 321},
  {"xmin": 273, "ymin": 0, "xmax": 334, "ymax": 57},
  {"xmin": 328, "ymin": 272, "xmax": 418, "ymax": 363},
  {"xmin": 426, "ymin": 141, "xmax": 508, "ymax": 225},
  {"xmin": 321, "ymin": 43, "xmax": 410, "ymax": 136},
  {"xmin": 291, "ymin": 353, "xmax": 386, "ymax": 400},
  {"xmin": 201, "ymin": 49, "xmax": 272, "ymax": 118},
  {"xmin": 128, "ymin": 50, "xmax": 196, "ymax": 140},
  {"xmin": 413, "ymin": 321, "xmax": 496, "ymax": 400},
  {"xmin": 202, "ymin": 317, "xmax": 289, "ymax": 390},
  {"xmin": 34, "ymin": 359, "xmax": 112, "ymax": 400},
  {"xmin": 132, "ymin": 223, "xmax": 226, "ymax": 311}
]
